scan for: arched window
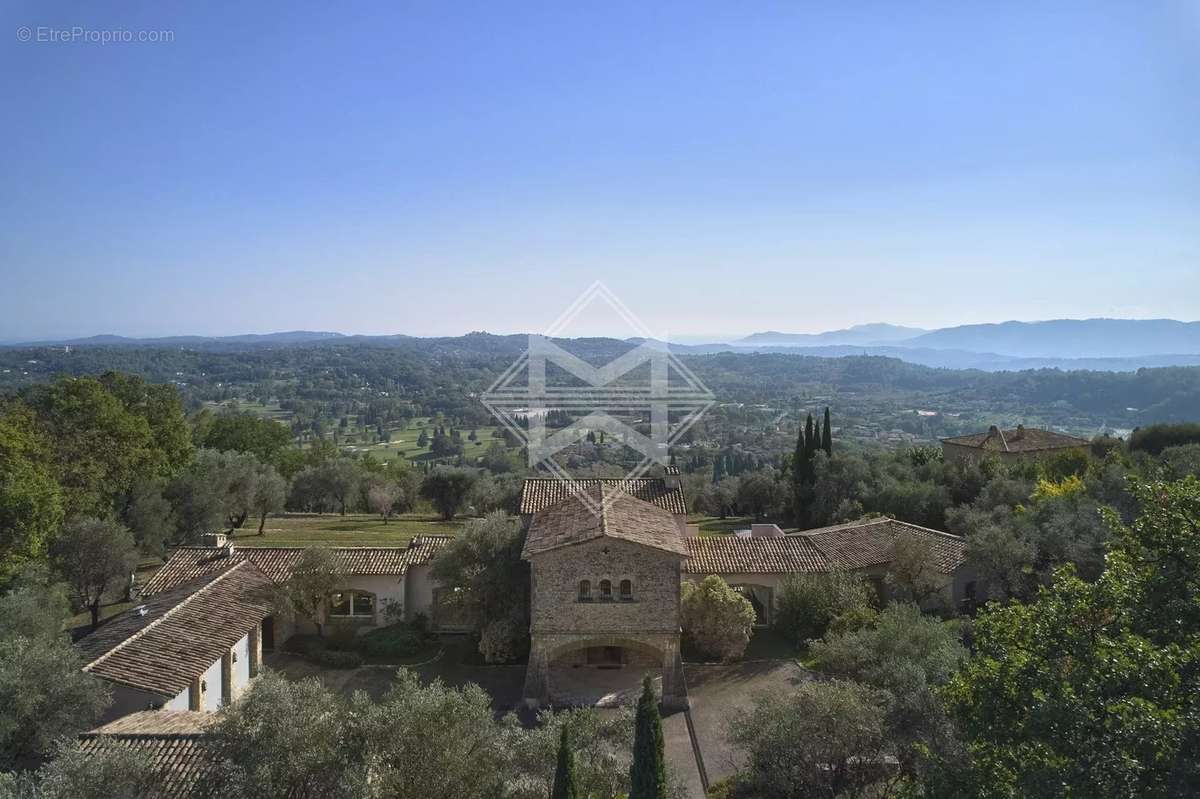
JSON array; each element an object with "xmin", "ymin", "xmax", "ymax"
[
  {"xmin": 619, "ymin": 579, "xmax": 633, "ymax": 601},
  {"xmin": 578, "ymin": 580, "xmax": 592, "ymax": 602},
  {"xmin": 599, "ymin": 579, "xmax": 613, "ymax": 601}
]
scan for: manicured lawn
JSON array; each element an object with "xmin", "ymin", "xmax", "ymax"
[
  {"xmin": 691, "ymin": 515, "xmax": 752, "ymax": 536},
  {"xmin": 230, "ymin": 512, "xmax": 467, "ymax": 548},
  {"xmin": 689, "ymin": 515, "xmax": 801, "ymax": 536}
]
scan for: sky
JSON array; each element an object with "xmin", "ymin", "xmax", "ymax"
[{"xmin": 1, "ymin": 1, "xmax": 1198, "ymax": 342}]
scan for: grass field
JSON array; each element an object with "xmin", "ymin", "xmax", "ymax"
[{"xmin": 232, "ymin": 512, "xmax": 468, "ymax": 547}]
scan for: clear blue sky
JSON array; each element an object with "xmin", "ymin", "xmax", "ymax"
[{"xmin": 2, "ymin": 1, "xmax": 1197, "ymax": 341}]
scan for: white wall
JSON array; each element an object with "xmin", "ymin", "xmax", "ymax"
[
  {"xmin": 232, "ymin": 633, "xmax": 250, "ymax": 697},
  {"xmin": 201, "ymin": 657, "xmax": 223, "ymax": 711},
  {"xmin": 165, "ymin": 685, "xmax": 190, "ymax": 711},
  {"xmin": 97, "ymin": 682, "xmax": 171, "ymax": 724}
]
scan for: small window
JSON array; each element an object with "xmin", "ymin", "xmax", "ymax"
[
  {"xmin": 328, "ymin": 590, "xmax": 376, "ymax": 618},
  {"xmin": 619, "ymin": 579, "xmax": 633, "ymax": 601},
  {"xmin": 353, "ymin": 593, "xmax": 375, "ymax": 616},
  {"xmin": 599, "ymin": 579, "xmax": 613, "ymax": 601},
  {"xmin": 578, "ymin": 580, "xmax": 592, "ymax": 602}
]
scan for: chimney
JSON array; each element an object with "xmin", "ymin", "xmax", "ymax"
[
  {"xmin": 663, "ymin": 464, "xmax": 681, "ymax": 490},
  {"xmin": 1014, "ymin": 424, "xmax": 1025, "ymax": 440},
  {"xmin": 200, "ymin": 532, "xmax": 228, "ymax": 549}
]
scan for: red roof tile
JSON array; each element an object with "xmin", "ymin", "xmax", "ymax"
[
  {"xmin": 140, "ymin": 535, "xmax": 451, "ymax": 597},
  {"xmin": 520, "ymin": 478, "xmax": 687, "ymax": 515},
  {"xmin": 78, "ymin": 562, "xmax": 274, "ymax": 697},
  {"xmin": 524, "ymin": 484, "xmax": 687, "ymax": 558}
]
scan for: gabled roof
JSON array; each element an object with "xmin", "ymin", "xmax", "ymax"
[
  {"xmin": 79, "ymin": 712, "xmax": 215, "ymax": 798},
  {"xmin": 685, "ymin": 535, "xmax": 830, "ymax": 574},
  {"xmin": 520, "ymin": 477, "xmax": 688, "ymax": 515},
  {"xmin": 140, "ymin": 535, "xmax": 452, "ymax": 597},
  {"xmin": 799, "ymin": 518, "xmax": 965, "ymax": 574},
  {"xmin": 941, "ymin": 425, "xmax": 1088, "ymax": 453},
  {"xmin": 523, "ymin": 483, "xmax": 688, "ymax": 558},
  {"xmin": 78, "ymin": 561, "xmax": 274, "ymax": 698},
  {"xmin": 684, "ymin": 518, "xmax": 965, "ymax": 576}
]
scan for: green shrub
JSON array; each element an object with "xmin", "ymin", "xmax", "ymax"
[
  {"xmin": 774, "ymin": 570, "xmax": 875, "ymax": 644},
  {"xmin": 282, "ymin": 634, "xmax": 325, "ymax": 656},
  {"xmin": 310, "ymin": 648, "xmax": 363, "ymax": 669},
  {"xmin": 357, "ymin": 623, "xmax": 427, "ymax": 659}
]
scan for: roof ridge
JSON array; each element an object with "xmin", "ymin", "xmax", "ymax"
[
  {"xmin": 886, "ymin": 518, "xmax": 965, "ymax": 542},
  {"xmin": 83, "ymin": 561, "xmax": 251, "ymax": 674}
]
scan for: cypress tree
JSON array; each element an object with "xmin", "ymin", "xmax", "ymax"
[
  {"xmin": 792, "ymin": 422, "xmax": 808, "ymax": 523},
  {"xmin": 712, "ymin": 456, "xmax": 725, "ymax": 484},
  {"xmin": 812, "ymin": 418, "xmax": 822, "ymax": 458},
  {"xmin": 551, "ymin": 725, "xmax": 579, "ymax": 799},
  {"xmin": 804, "ymin": 414, "xmax": 815, "ymax": 458},
  {"xmin": 630, "ymin": 675, "xmax": 667, "ymax": 799},
  {"xmin": 822, "ymin": 406, "xmax": 833, "ymax": 455}
]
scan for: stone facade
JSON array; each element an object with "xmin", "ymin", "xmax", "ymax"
[{"xmin": 523, "ymin": 536, "xmax": 687, "ymax": 709}]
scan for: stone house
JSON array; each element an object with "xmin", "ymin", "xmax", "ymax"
[
  {"xmin": 520, "ymin": 482, "xmax": 689, "ymax": 710},
  {"xmin": 76, "ymin": 561, "xmax": 274, "ymax": 724},
  {"xmin": 941, "ymin": 424, "xmax": 1089, "ymax": 464}
]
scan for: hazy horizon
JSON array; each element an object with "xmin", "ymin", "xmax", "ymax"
[{"xmin": 3, "ymin": 2, "xmax": 1198, "ymax": 340}]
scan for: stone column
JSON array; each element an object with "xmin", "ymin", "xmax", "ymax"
[
  {"xmin": 660, "ymin": 637, "xmax": 688, "ymax": 711},
  {"xmin": 188, "ymin": 676, "xmax": 202, "ymax": 711},
  {"xmin": 221, "ymin": 651, "xmax": 234, "ymax": 705},
  {"xmin": 522, "ymin": 638, "xmax": 550, "ymax": 708}
]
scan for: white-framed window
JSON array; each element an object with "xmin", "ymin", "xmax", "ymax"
[{"xmin": 328, "ymin": 590, "xmax": 376, "ymax": 618}]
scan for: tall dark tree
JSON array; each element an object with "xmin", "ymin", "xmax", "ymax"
[
  {"xmin": 804, "ymin": 414, "xmax": 816, "ymax": 460},
  {"xmin": 551, "ymin": 725, "xmax": 580, "ymax": 799},
  {"xmin": 793, "ymin": 421, "xmax": 810, "ymax": 526},
  {"xmin": 822, "ymin": 407, "xmax": 833, "ymax": 456},
  {"xmin": 629, "ymin": 675, "xmax": 667, "ymax": 799}
]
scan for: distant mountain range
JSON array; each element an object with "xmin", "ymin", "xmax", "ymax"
[
  {"xmin": 734, "ymin": 318, "xmax": 1200, "ymax": 362},
  {"xmin": 8, "ymin": 331, "xmax": 345, "ymax": 347},
  {"xmin": 6, "ymin": 319, "xmax": 1200, "ymax": 373},
  {"xmin": 739, "ymin": 323, "xmax": 928, "ymax": 347}
]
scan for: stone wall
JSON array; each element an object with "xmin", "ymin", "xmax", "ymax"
[{"xmin": 530, "ymin": 538, "xmax": 682, "ymax": 635}]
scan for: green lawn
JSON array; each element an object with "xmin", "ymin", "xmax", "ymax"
[
  {"xmin": 689, "ymin": 515, "xmax": 801, "ymax": 536},
  {"xmin": 230, "ymin": 512, "xmax": 467, "ymax": 547}
]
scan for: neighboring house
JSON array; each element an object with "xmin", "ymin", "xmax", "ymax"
[
  {"xmin": 521, "ymin": 482, "xmax": 689, "ymax": 710},
  {"xmin": 941, "ymin": 424, "xmax": 1089, "ymax": 464},
  {"xmin": 76, "ymin": 561, "xmax": 273, "ymax": 723},
  {"xmin": 78, "ymin": 711, "xmax": 216, "ymax": 798},
  {"xmin": 140, "ymin": 534, "xmax": 456, "ymax": 642},
  {"xmin": 684, "ymin": 517, "xmax": 973, "ymax": 625}
]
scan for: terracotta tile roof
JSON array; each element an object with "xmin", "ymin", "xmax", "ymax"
[
  {"xmin": 77, "ymin": 561, "xmax": 274, "ymax": 697},
  {"xmin": 523, "ymin": 484, "xmax": 688, "ymax": 558},
  {"xmin": 684, "ymin": 518, "xmax": 966, "ymax": 576},
  {"xmin": 685, "ymin": 535, "xmax": 830, "ymax": 574},
  {"xmin": 941, "ymin": 425, "xmax": 1088, "ymax": 453},
  {"xmin": 89, "ymin": 710, "xmax": 214, "ymax": 736},
  {"xmin": 801, "ymin": 518, "xmax": 966, "ymax": 574},
  {"xmin": 140, "ymin": 535, "xmax": 452, "ymax": 597},
  {"xmin": 78, "ymin": 722, "xmax": 214, "ymax": 799},
  {"xmin": 520, "ymin": 477, "xmax": 688, "ymax": 515}
]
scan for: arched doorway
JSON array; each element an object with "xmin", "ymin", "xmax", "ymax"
[
  {"xmin": 546, "ymin": 638, "xmax": 664, "ymax": 707},
  {"xmin": 523, "ymin": 633, "xmax": 686, "ymax": 710}
]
